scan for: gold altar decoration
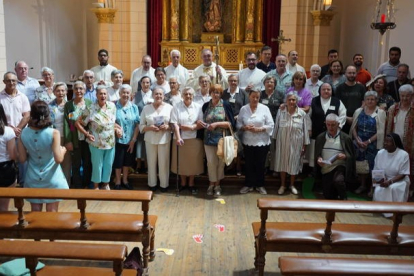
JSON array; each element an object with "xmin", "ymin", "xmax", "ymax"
[
  {"xmin": 310, "ymin": 10, "xmax": 335, "ymax": 26},
  {"xmin": 160, "ymin": 0, "xmax": 264, "ymax": 70},
  {"xmin": 90, "ymin": 8, "xmax": 118, "ymax": 24}
]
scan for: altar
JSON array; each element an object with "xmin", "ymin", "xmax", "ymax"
[{"xmin": 159, "ymin": 0, "xmax": 264, "ymax": 70}]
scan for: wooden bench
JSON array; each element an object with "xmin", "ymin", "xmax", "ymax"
[
  {"xmin": 252, "ymin": 198, "xmax": 414, "ymax": 276},
  {"xmin": 0, "ymin": 188, "xmax": 156, "ymax": 271},
  {"xmin": 0, "ymin": 239, "xmax": 137, "ymax": 276},
  {"xmin": 279, "ymin": 256, "xmax": 414, "ymax": 276}
]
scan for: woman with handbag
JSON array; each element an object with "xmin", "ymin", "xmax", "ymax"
[
  {"xmin": 0, "ymin": 103, "xmax": 17, "ymax": 211},
  {"xmin": 237, "ymin": 89, "xmax": 274, "ymax": 195},
  {"xmin": 197, "ymin": 84, "xmax": 235, "ymax": 197},
  {"xmin": 350, "ymin": 91, "xmax": 386, "ymax": 195}
]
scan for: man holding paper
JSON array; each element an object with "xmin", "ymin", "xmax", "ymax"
[{"xmin": 315, "ymin": 114, "xmax": 356, "ymax": 200}]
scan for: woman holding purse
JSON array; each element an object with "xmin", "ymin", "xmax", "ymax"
[{"xmin": 197, "ymin": 84, "xmax": 235, "ymax": 197}]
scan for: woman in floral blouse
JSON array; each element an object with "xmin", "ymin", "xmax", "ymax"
[
  {"xmin": 35, "ymin": 67, "xmax": 56, "ymax": 104},
  {"xmin": 75, "ymin": 85, "xmax": 122, "ymax": 190}
]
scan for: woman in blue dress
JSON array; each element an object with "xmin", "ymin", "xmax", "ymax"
[
  {"xmin": 350, "ymin": 91, "xmax": 386, "ymax": 195},
  {"xmin": 18, "ymin": 101, "xmax": 69, "ymax": 212}
]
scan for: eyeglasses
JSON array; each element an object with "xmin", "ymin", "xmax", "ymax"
[{"xmin": 4, "ymin": 79, "xmax": 17, "ymax": 83}]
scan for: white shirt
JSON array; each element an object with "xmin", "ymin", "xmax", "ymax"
[
  {"xmin": 0, "ymin": 126, "xmax": 16, "ymax": 162},
  {"xmin": 287, "ymin": 63, "xmax": 306, "ymax": 74},
  {"xmin": 320, "ymin": 97, "xmax": 347, "ymax": 128},
  {"xmin": 237, "ymin": 103, "xmax": 274, "ymax": 146},
  {"xmin": 165, "ymin": 64, "xmax": 189, "ymax": 87},
  {"xmin": 151, "ymin": 82, "xmax": 170, "ymax": 94},
  {"xmin": 90, "ymin": 64, "xmax": 118, "ymax": 87},
  {"xmin": 139, "ymin": 103, "xmax": 173, "ymax": 145},
  {"xmin": 107, "ymin": 86, "xmax": 120, "ymax": 102},
  {"xmin": 305, "ymin": 78, "xmax": 324, "ymax": 98},
  {"xmin": 190, "ymin": 62, "xmax": 228, "ymax": 90},
  {"xmin": 238, "ymin": 67, "xmax": 266, "ymax": 91},
  {"xmin": 141, "ymin": 90, "xmax": 153, "ymax": 105},
  {"xmin": 170, "ymin": 101, "xmax": 203, "ymax": 140},
  {"xmin": 395, "ymin": 109, "xmax": 408, "ymax": 139},
  {"xmin": 130, "ymin": 67, "xmax": 156, "ymax": 94},
  {"xmin": 0, "ymin": 89, "xmax": 31, "ymax": 127},
  {"xmin": 193, "ymin": 91, "xmax": 211, "ymax": 106}
]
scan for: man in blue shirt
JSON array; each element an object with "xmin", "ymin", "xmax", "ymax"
[{"xmin": 82, "ymin": 70, "xmax": 97, "ymax": 102}]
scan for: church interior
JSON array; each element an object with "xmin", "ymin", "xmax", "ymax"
[{"xmin": 1, "ymin": 0, "xmax": 414, "ymax": 275}]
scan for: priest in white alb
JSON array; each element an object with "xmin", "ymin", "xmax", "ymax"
[
  {"xmin": 238, "ymin": 52, "xmax": 266, "ymax": 92},
  {"xmin": 188, "ymin": 49, "xmax": 228, "ymax": 90},
  {"xmin": 165, "ymin": 49, "xmax": 189, "ymax": 88}
]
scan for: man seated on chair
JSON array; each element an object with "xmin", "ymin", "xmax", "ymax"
[{"xmin": 315, "ymin": 113, "xmax": 356, "ymax": 200}]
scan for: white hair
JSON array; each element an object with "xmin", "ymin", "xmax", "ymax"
[
  {"xmin": 170, "ymin": 49, "xmax": 181, "ymax": 57},
  {"xmin": 310, "ymin": 64, "xmax": 321, "ymax": 72},
  {"xmin": 399, "ymin": 84, "xmax": 413, "ymax": 94},
  {"xmin": 326, "ymin": 113, "xmax": 340, "ymax": 122}
]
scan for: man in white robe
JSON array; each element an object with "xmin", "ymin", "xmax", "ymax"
[
  {"xmin": 238, "ymin": 52, "xmax": 265, "ymax": 92},
  {"xmin": 188, "ymin": 49, "xmax": 228, "ymax": 90},
  {"xmin": 90, "ymin": 49, "xmax": 117, "ymax": 87},
  {"xmin": 130, "ymin": 55, "xmax": 156, "ymax": 94},
  {"xmin": 286, "ymin": 50, "xmax": 306, "ymax": 75},
  {"xmin": 165, "ymin": 49, "xmax": 189, "ymax": 87}
]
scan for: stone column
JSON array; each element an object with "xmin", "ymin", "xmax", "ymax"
[
  {"xmin": 244, "ymin": 0, "xmax": 255, "ymax": 42},
  {"xmin": 170, "ymin": 0, "xmax": 179, "ymax": 41},
  {"xmin": 232, "ymin": 0, "xmax": 243, "ymax": 43},
  {"xmin": 180, "ymin": 0, "xmax": 190, "ymax": 42},
  {"xmin": 162, "ymin": 0, "xmax": 169, "ymax": 41},
  {"xmin": 254, "ymin": 0, "xmax": 263, "ymax": 43}
]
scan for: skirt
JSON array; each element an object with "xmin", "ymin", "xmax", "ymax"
[{"xmin": 171, "ymin": 138, "xmax": 204, "ymax": 176}]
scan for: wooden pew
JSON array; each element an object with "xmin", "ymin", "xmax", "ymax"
[
  {"xmin": 0, "ymin": 240, "xmax": 137, "ymax": 276},
  {"xmin": 279, "ymin": 256, "xmax": 414, "ymax": 276},
  {"xmin": 252, "ymin": 199, "xmax": 414, "ymax": 276},
  {"xmin": 0, "ymin": 188, "xmax": 156, "ymax": 271}
]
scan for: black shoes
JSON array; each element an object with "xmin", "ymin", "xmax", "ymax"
[{"xmin": 121, "ymin": 182, "xmax": 133, "ymax": 190}]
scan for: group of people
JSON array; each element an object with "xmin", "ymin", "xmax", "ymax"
[{"xmin": 1, "ymin": 45, "xmax": 414, "ymax": 213}]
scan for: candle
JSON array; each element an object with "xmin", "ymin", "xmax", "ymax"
[
  {"xmin": 239, "ymin": 61, "xmax": 243, "ymax": 71},
  {"xmin": 381, "ymin": 14, "xmax": 386, "ymax": 23}
]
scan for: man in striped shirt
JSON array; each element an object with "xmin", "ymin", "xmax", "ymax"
[{"xmin": 315, "ymin": 114, "xmax": 356, "ymax": 200}]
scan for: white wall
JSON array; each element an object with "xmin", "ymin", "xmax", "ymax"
[
  {"xmin": 332, "ymin": 0, "xmax": 414, "ymax": 74},
  {"xmin": 4, "ymin": 0, "xmax": 94, "ymax": 81}
]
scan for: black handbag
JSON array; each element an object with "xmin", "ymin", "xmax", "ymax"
[{"xmin": 0, "ymin": 160, "xmax": 17, "ymax": 187}]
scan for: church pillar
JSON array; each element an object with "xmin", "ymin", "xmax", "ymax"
[
  {"xmin": 233, "ymin": 0, "xmax": 243, "ymax": 43},
  {"xmin": 170, "ymin": 0, "xmax": 179, "ymax": 41},
  {"xmin": 161, "ymin": 0, "xmax": 169, "ymax": 41},
  {"xmin": 180, "ymin": 0, "xmax": 190, "ymax": 42},
  {"xmin": 254, "ymin": 0, "xmax": 263, "ymax": 42},
  {"xmin": 244, "ymin": 0, "xmax": 255, "ymax": 43}
]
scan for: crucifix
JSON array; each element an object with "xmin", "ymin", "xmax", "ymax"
[{"xmin": 271, "ymin": 30, "xmax": 292, "ymax": 54}]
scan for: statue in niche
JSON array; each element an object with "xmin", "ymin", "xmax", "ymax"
[{"xmin": 204, "ymin": 0, "xmax": 222, "ymax": 32}]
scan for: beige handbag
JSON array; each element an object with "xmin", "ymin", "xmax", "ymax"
[
  {"xmin": 217, "ymin": 126, "xmax": 238, "ymax": 165},
  {"xmin": 355, "ymin": 160, "xmax": 369, "ymax": 174}
]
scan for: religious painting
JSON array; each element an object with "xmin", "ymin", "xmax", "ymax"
[
  {"xmin": 203, "ymin": 0, "xmax": 222, "ymax": 32},
  {"xmin": 191, "ymin": 0, "xmax": 233, "ymax": 43}
]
